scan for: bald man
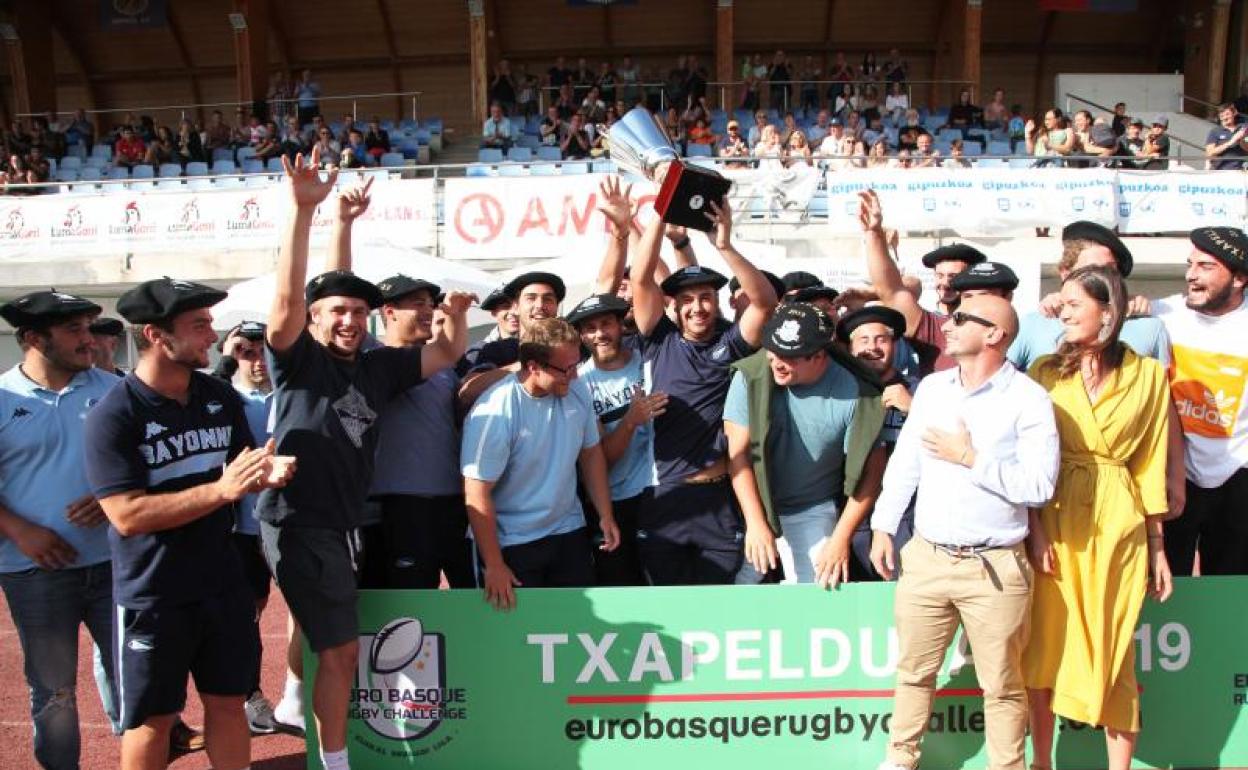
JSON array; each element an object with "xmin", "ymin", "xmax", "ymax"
[{"xmin": 871, "ymin": 293, "xmax": 1059, "ymax": 770}]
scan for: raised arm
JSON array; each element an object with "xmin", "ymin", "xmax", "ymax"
[
  {"xmin": 421, "ymin": 291, "xmax": 475, "ymax": 377},
  {"xmin": 268, "ymin": 148, "xmax": 338, "ymax": 353},
  {"xmin": 628, "ymin": 214, "xmax": 668, "ymax": 337},
  {"xmin": 708, "ymin": 197, "xmax": 775, "ymax": 347},
  {"xmin": 594, "ymin": 175, "xmax": 634, "ymax": 295},
  {"xmin": 324, "ymin": 175, "xmax": 374, "ymax": 273},
  {"xmin": 859, "ymin": 189, "xmax": 924, "ymax": 337}
]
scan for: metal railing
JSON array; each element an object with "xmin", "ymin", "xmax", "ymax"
[
  {"xmin": 1179, "ymin": 94, "xmax": 1223, "ymax": 122},
  {"xmin": 1063, "ymin": 91, "xmax": 1206, "ymax": 163},
  {"xmin": 17, "ymin": 90, "xmax": 427, "ymax": 126}
]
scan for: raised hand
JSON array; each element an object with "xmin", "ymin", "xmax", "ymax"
[
  {"xmin": 337, "ymin": 175, "xmax": 374, "ymax": 222},
  {"xmin": 282, "ymin": 146, "xmax": 338, "ymax": 209},
  {"xmin": 440, "ymin": 290, "xmax": 478, "ymax": 317},
  {"xmin": 705, "ymin": 196, "xmax": 734, "ymax": 251},
  {"xmin": 858, "ymin": 189, "xmax": 883, "ymax": 232},
  {"xmin": 596, "ymin": 175, "xmax": 634, "ymax": 233}
]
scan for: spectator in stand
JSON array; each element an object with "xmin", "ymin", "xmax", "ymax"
[
  {"xmin": 1026, "ymin": 108, "xmax": 1074, "ymax": 164},
  {"xmin": 833, "ymin": 83, "xmax": 859, "ymax": 119},
  {"xmin": 1111, "ymin": 102, "xmax": 1128, "ymax": 137},
  {"xmin": 913, "ymin": 133, "xmax": 941, "ymax": 167},
  {"xmin": 1205, "ymin": 103, "xmax": 1248, "ymax": 170},
  {"xmin": 768, "ymin": 50, "xmax": 792, "ymax": 112},
  {"xmin": 231, "ymin": 110, "xmax": 253, "ymax": 150},
  {"xmin": 897, "ymin": 125, "xmax": 920, "ymax": 153},
  {"xmin": 946, "ymin": 88, "xmax": 983, "ymax": 132},
  {"xmin": 666, "ymin": 56, "xmax": 690, "ymax": 115},
  {"xmin": 268, "ymin": 71, "xmax": 292, "ymax": 124},
  {"xmin": 554, "ymin": 83, "xmax": 576, "ymax": 121},
  {"xmin": 203, "ymin": 110, "xmax": 233, "ymax": 155},
  {"xmin": 66, "ymin": 108, "xmax": 95, "ymax": 151},
  {"xmin": 596, "ymin": 61, "xmax": 616, "ymax": 104},
  {"xmin": 845, "ymin": 111, "xmax": 866, "ymax": 142},
  {"xmin": 312, "ymin": 125, "xmax": 341, "ymax": 167},
  {"xmin": 799, "ymin": 56, "xmax": 821, "ymax": 112},
  {"xmin": 31, "ymin": 117, "xmax": 65, "ymax": 160},
  {"xmin": 136, "ymin": 115, "xmax": 157, "ymax": 144},
  {"xmin": 886, "ymin": 82, "xmax": 910, "ymax": 125},
  {"xmin": 983, "ymin": 88, "xmax": 1008, "ymax": 131},
  {"xmin": 247, "ymin": 114, "xmax": 268, "ymax": 147},
  {"xmin": 688, "ymin": 55, "xmax": 708, "ymax": 102},
  {"xmin": 481, "ymin": 102, "xmax": 513, "ymax": 152},
  {"xmin": 754, "ymin": 125, "xmax": 784, "ymax": 169},
  {"xmin": 1142, "ymin": 115, "xmax": 1171, "ymax": 170},
  {"xmin": 547, "ymin": 56, "xmax": 572, "ymax": 92},
  {"xmin": 740, "ymin": 64, "xmax": 762, "ymax": 113},
  {"xmin": 942, "ymin": 138, "xmax": 972, "ymax": 169},
  {"xmin": 1083, "ymin": 123, "xmax": 1119, "ymax": 165},
  {"xmin": 113, "ymin": 125, "xmax": 146, "ymax": 169},
  {"xmin": 890, "ymin": 148, "xmax": 913, "ymax": 168},
  {"xmin": 278, "ymin": 116, "xmax": 306, "ymax": 160},
  {"xmin": 784, "ymin": 130, "xmax": 813, "ymax": 167},
  {"xmin": 364, "ymin": 117, "xmax": 390, "ymax": 162},
  {"xmin": 2, "ymin": 153, "xmax": 33, "ymax": 193},
  {"xmin": 663, "ymin": 107, "xmax": 686, "ymax": 152},
  {"xmin": 779, "ymin": 112, "xmax": 799, "ymax": 147},
  {"xmin": 868, "ymin": 137, "xmax": 890, "ymax": 167},
  {"xmin": 7, "ymin": 120, "xmax": 31, "ymax": 157},
  {"xmin": 882, "ymin": 48, "xmax": 909, "ymax": 85},
  {"xmin": 807, "ymin": 109, "xmax": 832, "ymax": 146},
  {"xmin": 1115, "ymin": 118, "xmax": 1148, "ymax": 169},
  {"xmin": 861, "ymin": 52, "xmax": 881, "ymax": 81},
  {"xmin": 1067, "ymin": 110, "xmax": 1094, "ymax": 167},
  {"xmin": 515, "ymin": 64, "xmax": 539, "ymax": 118},
  {"xmin": 859, "ymin": 86, "xmax": 882, "ymax": 126},
  {"xmin": 616, "ymin": 56, "xmax": 640, "ymax": 105},
  {"xmin": 26, "ymin": 146, "xmax": 51, "ymax": 188},
  {"xmin": 295, "ymin": 69, "xmax": 321, "ymax": 126},
  {"xmin": 539, "ymin": 105, "xmax": 563, "ymax": 147},
  {"xmin": 340, "ymin": 128, "xmax": 370, "ymax": 169},
  {"xmin": 817, "ymin": 118, "xmax": 845, "ymax": 157},
  {"xmin": 573, "ymin": 58, "xmax": 595, "ymax": 102},
  {"xmin": 253, "ymin": 122, "xmax": 282, "ymax": 162},
  {"xmin": 688, "ymin": 118, "xmax": 716, "ymax": 149},
  {"xmin": 561, "ymin": 113, "xmax": 591, "ymax": 160},
  {"xmin": 489, "ymin": 59, "xmax": 517, "ymax": 115},
  {"xmin": 1008, "ymin": 104, "xmax": 1026, "ymax": 143},
  {"xmin": 143, "ymin": 125, "xmax": 175, "ymax": 167},
  {"xmin": 301, "ymin": 115, "xmax": 328, "ymax": 148},
  {"xmin": 581, "ymin": 87, "xmax": 607, "ymax": 124},
  {"xmin": 681, "ymin": 95, "xmax": 708, "ymax": 132},
  {"xmin": 828, "ymin": 52, "xmax": 854, "ymax": 85},
  {"xmin": 1235, "ymin": 79, "xmax": 1248, "ymax": 116},
  {"xmin": 718, "ymin": 120, "xmax": 750, "ymax": 166},
  {"xmin": 335, "ymin": 114, "xmax": 356, "ymax": 147},
  {"xmin": 747, "ymin": 110, "xmax": 770, "ymax": 148},
  {"xmin": 174, "ymin": 119, "xmax": 205, "ymax": 168}
]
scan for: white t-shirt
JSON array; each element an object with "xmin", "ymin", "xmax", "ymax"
[{"xmin": 1155, "ymin": 294, "xmax": 1248, "ymax": 488}]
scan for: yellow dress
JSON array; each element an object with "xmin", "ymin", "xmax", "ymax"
[{"xmin": 1022, "ymin": 348, "xmax": 1170, "ymax": 732}]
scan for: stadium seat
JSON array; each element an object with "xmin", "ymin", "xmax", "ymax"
[
  {"xmin": 212, "ymin": 160, "xmax": 237, "ymax": 174},
  {"xmin": 517, "ymin": 135, "xmax": 540, "ymax": 150},
  {"xmin": 530, "ymin": 163, "xmax": 558, "ymax": 176},
  {"xmin": 155, "ymin": 179, "xmax": 183, "ymax": 191},
  {"xmin": 242, "ymin": 159, "xmax": 265, "ymax": 174},
  {"xmin": 561, "ymin": 161, "xmax": 589, "ymax": 175},
  {"xmin": 536, "ymin": 146, "xmax": 562, "ymax": 162},
  {"xmin": 507, "ymin": 147, "xmax": 533, "ymax": 162},
  {"xmin": 91, "ymin": 144, "xmax": 112, "ymax": 160},
  {"xmin": 55, "ymin": 168, "xmax": 80, "ymax": 183},
  {"xmin": 212, "ymin": 148, "xmax": 234, "ymax": 163},
  {"xmin": 237, "ymin": 146, "xmax": 258, "ymax": 163},
  {"xmin": 79, "ymin": 167, "xmax": 103, "ymax": 181},
  {"xmin": 185, "ymin": 161, "xmax": 209, "ymax": 177},
  {"xmin": 477, "ymin": 148, "xmax": 504, "ymax": 163},
  {"xmin": 963, "ymin": 141, "xmax": 983, "ymax": 156},
  {"xmin": 466, "ymin": 163, "xmax": 493, "ymax": 177},
  {"xmin": 158, "ymin": 163, "xmax": 183, "ymax": 178},
  {"xmin": 380, "ymin": 152, "xmax": 405, "ymax": 168},
  {"xmin": 987, "ymin": 141, "xmax": 1013, "ymax": 157},
  {"xmin": 938, "ymin": 128, "xmax": 963, "ymax": 142},
  {"xmin": 592, "ymin": 160, "xmax": 617, "ymax": 174},
  {"xmin": 131, "ymin": 164, "xmax": 155, "ymax": 179},
  {"xmin": 687, "ymin": 144, "xmax": 713, "ymax": 158},
  {"xmin": 414, "ymin": 129, "xmax": 432, "ymax": 145},
  {"xmin": 60, "ymin": 156, "xmax": 83, "ymax": 171},
  {"xmin": 107, "ymin": 166, "xmax": 130, "ymax": 180},
  {"xmin": 425, "ymin": 118, "xmax": 444, "ymax": 134},
  {"xmin": 498, "ymin": 163, "xmax": 528, "ymax": 177},
  {"xmin": 84, "ymin": 156, "xmax": 108, "ymax": 170},
  {"xmin": 265, "ymin": 157, "xmax": 284, "ymax": 173},
  {"xmin": 245, "ymin": 174, "xmax": 272, "ymax": 188}
]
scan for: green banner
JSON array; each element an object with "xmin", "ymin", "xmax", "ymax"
[{"xmin": 306, "ymin": 578, "xmax": 1248, "ymax": 769}]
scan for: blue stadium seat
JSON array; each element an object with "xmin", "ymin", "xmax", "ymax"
[
  {"xmin": 91, "ymin": 144, "xmax": 112, "ymax": 160},
  {"xmin": 185, "ymin": 161, "xmax": 209, "ymax": 177},
  {"xmin": 963, "ymin": 141, "xmax": 983, "ymax": 156},
  {"xmin": 380, "ymin": 153, "xmax": 405, "ymax": 168},
  {"xmin": 938, "ymin": 128, "xmax": 963, "ymax": 142},
  {"xmin": 478, "ymin": 148, "xmax": 504, "ymax": 163},
  {"xmin": 517, "ymin": 135, "xmax": 540, "ymax": 149},
  {"xmin": 265, "ymin": 157, "xmax": 284, "ymax": 172},
  {"xmin": 687, "ymin": 144, "xmax": 713, "ymax": 158},
  {"xmin": 60, "ymin": 156, "xmax": 83, "ymax": 171},
  {"xmin": 987, "ymin": 141, "xmax": 1013, "ymax": 157},
  {"xmin": 84, "ymin": 156, "xmax": 108, "ymax": 169},
  {"xmin": 79, "ymin": 167, "xmax": 102, "ymax": 182},
  {"xmin": 561, "ymin": 161, "xmax": 589, "ymax": 175},
  {"xmin": 237, "ymin": 146, "xmax": 258, "ymax": 163},
  {"xmin": 536, "ymin": 146, "xmax": 561, "ymax": 162},
  {"xmin": 498, "ymin": 163, "xmax": 528, "ymax": 177},
  {"xmin": 55, "ymin": 168, "xmax": 80, "ymax": 183},
  {"xmin": 212, "ymin": 160, "xmax": 237, "ymax": 174},
  {"xmin": 212, "ymin": 148, "xmax": 233, "ymax": 163},
  {"xmin": 507, "ymin": 147, "xmax": 533, "ymax": 162},
  {"xmin": 158, "ymin": 163, "xmax": 183, "ymax": 178},
  {"xmin": 131, "ymin": 164, "xmax": 155, "ymax": 179},
  {"xmin": 107, "ymin": 166, "xmax": 130, "ymax": 180},
  {"xmin": 242, "ymin": 160, "xmax": 265, "ymax": 174},
  {"xmin": 530, "ymin": 162, "xmax": 559, "ymax": 176},
  {"xmin": 466, "ymin": 163, "xmax": 493, "ymax": 177}
]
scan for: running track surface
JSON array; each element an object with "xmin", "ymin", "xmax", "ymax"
[{"xmin": 0, "ymin": 589, "xmax": 306, "ymax": 770}]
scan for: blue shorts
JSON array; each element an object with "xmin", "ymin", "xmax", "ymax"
[{"xmin": 115, "ymin": 589, "xmax": 257, "ymax": 730}]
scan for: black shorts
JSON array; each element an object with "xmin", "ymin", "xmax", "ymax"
[
  {"xmin": 374, "ymin": 494, "xmax": 475, "ymax": 589},
  {"xmin": 232, "ymin": 533, "xmax": 272, "ymax": 604},
  {"xmin": 115, "ymin": 590, "xmax": 257, "ymax": 730},
  {"xmin": 636, "ymin": 478, "xmax": 744, "ymax": 585},
  {"xmin": 1165, "ymin": 468, "xmax": 1248, "ymax": 576},
  {"xmin": 588, "ymin": 493, "xmax": 645, "ymax": 586},
  {"xmin": 478, "ymin": 528, "xmax": 594, "ymax": 588},
  {"xmin": 260, "ymin": 522, "xmax": 360, "ymax": 652}
]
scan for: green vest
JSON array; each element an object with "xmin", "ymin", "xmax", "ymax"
[{"xmin": 729, "ymin": 349, "xmax": 884, "ymax": 536}]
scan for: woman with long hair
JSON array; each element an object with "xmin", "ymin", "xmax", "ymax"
[{"xmin": 1024, "ymin": 265, "xmax": 1174, "ymax": 770}]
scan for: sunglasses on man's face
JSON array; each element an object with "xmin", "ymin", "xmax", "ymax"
[
  {"xmin": 950, "ymin": 311, "xmax": 995, "ymax": 328},
  {"xmin": 541, "ymin": 360, "xmax": 579, "ymax": 379}
]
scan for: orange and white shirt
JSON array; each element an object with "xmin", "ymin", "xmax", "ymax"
[{"xmin": 1156, "ymin": 294, "xmax": 1248, "ymax": 488}]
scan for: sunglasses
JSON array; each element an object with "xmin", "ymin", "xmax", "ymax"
[
  {"xmin": 540, "ymin": 360, "xmax": 579, "ymax": 379},
  {"xmin": 950, "ymin": 311, "xmax": 995, "ymax": 328}
]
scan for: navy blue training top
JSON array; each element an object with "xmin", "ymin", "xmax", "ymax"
[
  {"xmin": 84, "ymin": 371, "xmax": 250, "ymax": 609},
  {"xmin": 639, "ymin": 316, "xmax": 754, "ymax": 484}
]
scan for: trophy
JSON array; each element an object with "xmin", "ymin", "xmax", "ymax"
[{"xmin": 609, "ymin": 107, "xmax": 733, "ymax": 232}]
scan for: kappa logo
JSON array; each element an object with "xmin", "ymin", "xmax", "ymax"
[
  {"xmin": 711, "ymin": 345, "xmax": 728, "ymax": 361},
  {"xmin": 353, "ymin": 617, "xmax": 467, "ymax": 743},
  {"xmin": 11, "ymin": 407, "xmax": 31, "ymax": 420},
  {"xmin": 206, "ymin": 401, "xmax": 224, "ymax": 415},
  {"xmin": 144, "ymin": 421, "xmax": 167, "ymax": 439}
]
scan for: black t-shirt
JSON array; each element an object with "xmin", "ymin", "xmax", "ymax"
[
  {"xmin": 1207, "ymin": 125, "xmax": 1248, "ymax": 170},
  {"xmin": 84, "ymin": 372, "xmax": 250, "ymax": 609},
  {"xmin": 949, "ymin": 104, "xmax": 982, "ymax": 128},
  {"xmin": 257, "ymin": 330, "xmax": 423, "ymax": 529},
  {"xmin": 548, "ymin": 67, "xmax": 572, "ymax": 88},
  {"xmin": 467, "ymin": 336, "xmax": 520, "ymax": 374}
]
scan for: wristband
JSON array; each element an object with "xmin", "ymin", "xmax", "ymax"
[{"xmin": 672, "ymin": 236, "xmax": 691, "ymax": 251}]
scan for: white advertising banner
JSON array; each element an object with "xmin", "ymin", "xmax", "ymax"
[
  {"xmin": 0, "ymin": 178, "xmax": 436, "ymax": 262},
  {"xmin": 1114, "ymin": 171, "xmax": 1248, "ymax": 234}
]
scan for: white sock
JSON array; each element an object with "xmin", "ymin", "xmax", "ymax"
[
  {"xmin": 320, "ymin": 748, "xmax": 349, "ymax": 770},
  {"xmin": 282, "ymin": 675, "xmax": 303, "ymax": 704}
]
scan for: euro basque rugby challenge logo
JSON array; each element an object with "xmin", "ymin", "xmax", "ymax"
[{"xmin": 354, "ymin": 617, "xmax": 467, "ymax": 743}]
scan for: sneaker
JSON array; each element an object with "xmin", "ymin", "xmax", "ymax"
[
  {"xmin": 169, "ymin": 719, "xmax": 205, "ymax": 756},
  {"xmin": 272, "ymin": 697, "xmax": 306, "ymax": 737},
  {"xmin": 245, "ymin": 692, "xmax": 278, "ymax": 735}
]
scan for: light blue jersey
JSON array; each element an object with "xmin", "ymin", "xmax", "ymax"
[
  {"xmin": 724, "ymin": 361, "xmax": 862, "ymax": 514},
  {"xmin": 234, "ymin": 386, "xmax": 272, "ymax": 536},
  {"xmin": 461, "ymin": 375, "xmax": 600, "ymax": 547},
  {"xmin": 1008, "ymin": 312, "xmax": 1171, "ymax": 371},
  {"xmin": 0, "ymin": 366, "xmax": 118, "ymax": 572},
  {"xmin": 578, "ymin": 352, "xmax": 656, "ymax": 501}
]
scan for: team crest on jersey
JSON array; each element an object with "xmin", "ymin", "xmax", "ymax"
[
  {"xmin": 333, "ymin": 385, "xmax": 377, "ymax": 448},
  {"xmin": 145, "ymin": 421, "xmax": 166, "ymax": 439},
  {"xmin": 353, "ymin": 617, "xmax": 466, "ymax": 744},
  {"xmin": 206, "ymin": 400, "xmax": 224, "ymax": 415}
]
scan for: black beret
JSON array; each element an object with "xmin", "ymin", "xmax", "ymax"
[
  {"xmin": 949, "ymin": 261, "xmax": 1020, "ymax": 292},
  {"xmin": 786, "ymin": 286, "xmax": 840, "ymax": 305},
  {"xmin": 727, "ymin": 270, "xmax": 786, "ymax": 302},
  {"xmin": 1190, "ymin": 227, "xmax": 1248, "ymax": 274},
  {"xmin": 480, "ymin": 286, "xmax": 512, "ymax": 313},
  {"xmin": 920, "ymin": 244, "xmax": 988, "ymax": 269},
  {"xmin": 781, "ymin": 271, "xmax": 824, "ymax": 293},
  {"xmin": 377, "ymin": 274, "xmax": 443, "ymax": 304},
  {"xmin": 761, "ymin": 302, "xmax": 834, "ymax": 357},
  {"xmin": 1, "ymin": 290, "xmax": 101, "ymax": 329},
  {"xmin": 305, "ymin": 270, "xmax": 384, "ymax": 309},
  {"xmin": 88, "ymin": 316, "xmax": 125, "ymax": 336},
  {"xmin": 836, "ymin": 304, "xmax": 906, "ymax": 343},
  {"xmin": 661, "ymin": 265, "xmax": 729, "ymax": 296},
  {"xmin": 218, "ymin": 320, "xmax": 266, "ymax": 351},
  {"xmin": 505, "ymin": 271, "xmax": 566, "ymax": 302},
  {"xmin": 564, "ymin": 293, "xmax": 631, "ymax": 326},
  {"xmin": 1062, "ymin": 220, "xmax": 1134, "ymax": 277},
  {"xmin": 117, "ymin": 278, "xmax": 227, "ymax": 325}
]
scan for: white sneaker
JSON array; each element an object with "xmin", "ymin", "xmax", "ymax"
[
  {"xmin": 272, "ymin": 697, "xmax": 306, "ymax": 737},
  {"xmin": 245, "ymin": 692, "xmax": 277, "ymax": 735}
]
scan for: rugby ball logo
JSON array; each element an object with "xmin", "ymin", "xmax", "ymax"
[
  {"xmin": 355, "ymin": 616, "xmax": 451, "ymax": 741},
  {"xmin": 370, "ymin": 618, "xmax": 424, "ymax": 674}
]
